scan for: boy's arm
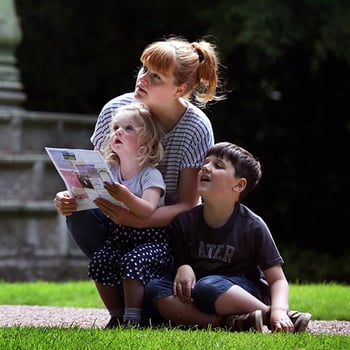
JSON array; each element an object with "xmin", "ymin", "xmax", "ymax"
[
  {"xmin": 264, "ymin": 265, "xmax": 294, "ymax": 332},
  {"xmin": 170, "ymin": 216, "xmax": 196, "ymax": 303}
]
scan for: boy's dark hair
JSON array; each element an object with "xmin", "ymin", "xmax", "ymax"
[{"xmin": 206, "ymin": 142, "xmax": 262, "ymax": 200}]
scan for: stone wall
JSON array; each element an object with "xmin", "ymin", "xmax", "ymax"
[{"xmin": 0, "ymin": 108, "xmax": 96, "ymax": 281}]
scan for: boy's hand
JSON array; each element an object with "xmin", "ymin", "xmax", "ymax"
[
  {"xmin": 173, "ymin": 265, "xmax": 196, "ymax": 303},
  {"xmin": 270, "ymin": 309, "xmax": 294, "ymax": 332}
]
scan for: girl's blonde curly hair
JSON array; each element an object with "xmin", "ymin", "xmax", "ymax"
[{"xmin": 103, "ymin": 103, "xmax": 164, "ymax": 169}]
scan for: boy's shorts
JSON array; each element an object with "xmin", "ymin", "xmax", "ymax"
[{"xmin": 145, "ymin": 274, "xmax": 269, "ymax": 316}]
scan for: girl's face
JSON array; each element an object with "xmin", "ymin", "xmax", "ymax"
[
  {"xmin": 198, "ymin": 155, "xmax": 240, "ymax": 199},
  {"xmin": 110, "ymin": 113, "xmax": 140, "ymax": 158},
  {"xmin": 134, "ymin": 64, "xmax": 180, "ymax": 108}
]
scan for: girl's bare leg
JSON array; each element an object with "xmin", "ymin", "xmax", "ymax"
[
  {"xmin": 95, "ymin": 282, "xmax": 124, "ymax": 328},
  {"xmin": 95, "ymin": 282, "xmax": 124, "ymax": 311},
  {"xmin": 122, "ymin": 278, "xmax": 144, "ymax": 324},
  {"xmin": 122, "ymin": 278, "xmax": 144, "ymax": 308}
]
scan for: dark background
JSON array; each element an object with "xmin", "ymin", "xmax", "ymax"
[{"xmin": 14, "ymin": 0, "xmax": 350, "ymax": 282}]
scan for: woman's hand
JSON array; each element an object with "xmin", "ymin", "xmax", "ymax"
[
  {"xmin": 93, "ymin": 197, "xmax": 130, "ymax": 222},
  {"xmin": 54, "ymin": 191, "xmax": 77, "ymax": 216},
  {"xmin": 173, "ymin": 265, "xmax": 196, "ymax": 304}
]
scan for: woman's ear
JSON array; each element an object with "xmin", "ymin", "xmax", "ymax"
[{"xmin": 174, "ymin": 83, "xmax": 186, "ymax": 97}]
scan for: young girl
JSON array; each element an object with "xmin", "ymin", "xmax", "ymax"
[
  {"xmin": 145, "ymin": 142, "xmax": 312, "ymax": 333},
  {"xmin": 88, "ymin": 102, "xmax": 168, "ymax": 327},
  {"xmin": 54, "ymin": 35, "xmax": 226, "ymax": 326}
]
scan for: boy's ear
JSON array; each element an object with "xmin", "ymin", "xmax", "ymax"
[{"xmin": 232, "ymin": 178, "xmax": 247, "ymax": 192}]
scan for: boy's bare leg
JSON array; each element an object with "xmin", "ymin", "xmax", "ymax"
[
  {"xmin": 215, "ymin": 285, "xmax": 269, "ymax": 315},
  {"xmin": 156, "ymin": 296, "xmax": 220, "ymax": 327},
  {"xmin": 155, "ymin": 285, "xmax": 270, "ymax": 329}
]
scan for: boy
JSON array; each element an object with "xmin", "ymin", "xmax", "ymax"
[{"xmin": 145, "ymin": 142, "xmax": 311, "ymax": 332}]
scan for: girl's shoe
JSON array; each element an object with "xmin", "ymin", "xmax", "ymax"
[{"xmin": 104, "ymin": 316, "xmax": 122, "ymax": 329}]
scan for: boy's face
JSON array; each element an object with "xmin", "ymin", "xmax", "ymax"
[{"xmin": 198, "ymin": 155, "xmax": 240, "ymax": 199}]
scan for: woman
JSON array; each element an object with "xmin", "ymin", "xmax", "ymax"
[{"xmin": 54, "ymin": 35, "xmax": 226, "ymax": 327}]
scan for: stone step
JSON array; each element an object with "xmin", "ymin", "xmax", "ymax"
[
  {"xmin": 0, "ymin": 200, "xmax": 74, "ymax": 256},
  {"xmin": 0, "ymin": 153, "xmax": 65, "ymax": 200},
  {"xmin": 0, "ymin": 256, "xmax": 87, "ymax": 281},
  {"xmin": 0, "ymin": 199, "xmax": 87, "ymax": 281},
  {"xmin": 0, "ymin": 109, "xmax": 96, "ymax": 154}
]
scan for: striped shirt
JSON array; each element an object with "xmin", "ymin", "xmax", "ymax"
[{"xmin": 91, "ymin": 93, "xmax": 214, "ymax": 205}]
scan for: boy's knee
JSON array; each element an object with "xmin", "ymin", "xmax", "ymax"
[
  {"xmin": 144, "ymin": 279, "xmax": 173, "ymax": 305},
  {"xmin": 193, "ymin": 276, "xmax": 217, "ymax": 295},
  {"xmin": 192, "ymin": 276, "xmax": 223, "ymax": 314}
]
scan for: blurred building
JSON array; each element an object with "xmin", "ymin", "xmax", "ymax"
[{"xmin": 0, "ymin": 0, "xmax": 95, "ymax": 281}]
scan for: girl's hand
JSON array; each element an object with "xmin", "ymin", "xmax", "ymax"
[
  {"xmin": 54, "ymin": 191, "xmax": 77, "ymax": 216},
  {"xmin": 104, "ymin": 181, "xmax": 129, "ymax": 202}
]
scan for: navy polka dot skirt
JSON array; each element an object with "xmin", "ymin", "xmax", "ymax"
[{"xmin": 88, "ymin": 223, "xmax": 171, "ymax": 286}]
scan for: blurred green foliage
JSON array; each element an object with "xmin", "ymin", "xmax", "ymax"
[{"xmin": 14, "ymin": 0, "xmax": 350, "ymax": 282}]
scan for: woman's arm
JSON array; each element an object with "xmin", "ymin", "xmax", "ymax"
[{"xmin": 94, "ymin": 168, "xmax": 200, "ymax": 227}]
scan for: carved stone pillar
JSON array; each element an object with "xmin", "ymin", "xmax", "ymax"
[{"xmin": 0, "ymin": 0, "xmax": 26, "ymax": 109}]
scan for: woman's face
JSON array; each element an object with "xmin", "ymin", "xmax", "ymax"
[{"xmin": 134, "ymin": 64, "xmax": 180, "ymax": 108}]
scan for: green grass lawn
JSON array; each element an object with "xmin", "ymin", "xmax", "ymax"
[{"xmin": 0, "ymin": 281, "xmax": 349, "ymax": 350}]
